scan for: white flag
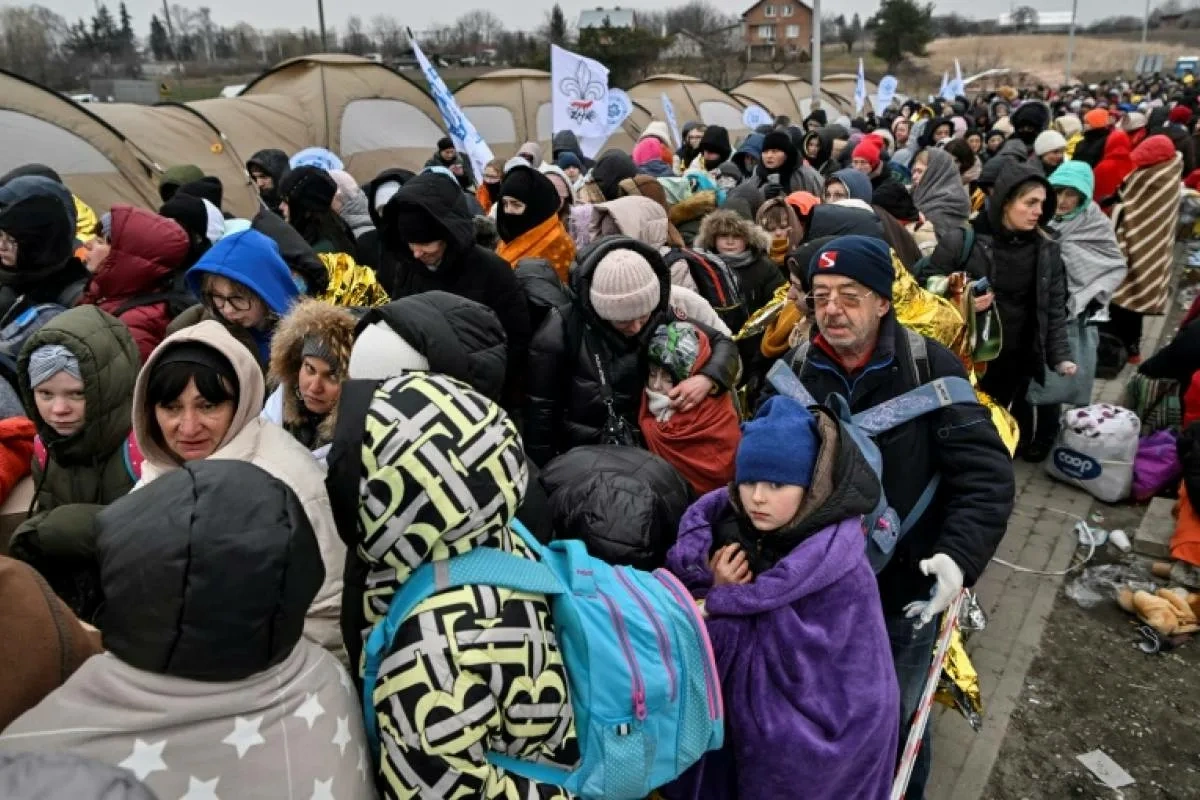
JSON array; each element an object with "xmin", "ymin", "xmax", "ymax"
[
  {"xmin": 409, "ymin": 35, "xmax": 493, "ymax": 182},
  {"xmin": 552, "ymin": 44, "xmax": 610, "ymax": 140},
  {"xmin": 579, "ymin": 88, "xmax": 636, "ymax": 159},
  {"xmin": 875, "ymin": 75, "xmax": 898, "ymax": 112},
  {"xmin": 949, "ymin": 59, "xmax": 965, "ymax": 97},
  {"xmin": 661, "ymin": 92, "xmax": 682, "ymax": 148},
  {"xmin": 854, "ymin": 58, "xmax": 867, "ymax": 115},
  {"xmin": 939, "ymin": 71, "xmax": 953, "ymax": 101}
]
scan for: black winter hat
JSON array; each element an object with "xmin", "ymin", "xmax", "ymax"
[
  {"xmin": 158, "ymin": 194, "xmax": 209, "ymax": 242},
  {"xmin": 761, "ymin": 130, "xmax": 794, "ymax": 155},
  {"xmin": 437, "ymin": 136, "xmax": 454, "ymax": 152},
  {"xmin": 872, "ymin": 181, "xmax": 920, "ymax": 222},
  {"xmin": 0, "ymin": 163, "xmax": 62, "ymax": 186},
  {"xmin": 278, "ymin": 166, "xmax": 337, "ymax": 215},
  {"xmin": 698, "ymin": 125, "xmax": 732, "ymax": 164},
  {"xmin": 176, "ymin": 176, "xmax": 224, "ymax": 210}
]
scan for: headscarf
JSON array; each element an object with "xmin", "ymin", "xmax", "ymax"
[{"xmin": 496, "ymin": 165, "xmax": 561, "ymax": 243}]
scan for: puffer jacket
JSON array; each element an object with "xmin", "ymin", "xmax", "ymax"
[
  {"xmin": 590, "ymin": 196, "xmax": 696, "ymax": 291},
  {"xmin": 9, "ymin": 305, "xmax": 140, "ymax": 621},
  {"xmin": 379, "ymin": 172, "xmax": 531, "ymax": 406},
  {"xmin": 133, "ymin": 321, "xmax": 347, "ymax": 660},
  {"xmin": 525, "ymin": 237, "xmax": 742, "ymax": 467},
  {"xmin": 80, "ymin": 205, "xmax": 190, "ymax": 363},
  {"xmin": 540, "ymin": 444, "xmax": 691, "ymax": 569},
  {"xmin": 0, "ymin": 177, "xmax": 89, "ymax": 322},
  {"xmin": 0, "ymin": 460, "xmax": 373, "ymax": 800},
  {"xmin": 326, "ymin": 372, "xmax": 579, "ymax": 797},
  {"xmin": 264, "ymin": 298, "xmax": 357, "ymax": 461}
]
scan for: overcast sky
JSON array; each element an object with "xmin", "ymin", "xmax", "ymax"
[{"xmin": 49, "ymin": 0, "xmax": 1152, "ymax": 37}]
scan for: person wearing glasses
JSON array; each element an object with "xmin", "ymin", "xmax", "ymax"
[
  {"xmin": 171, "ymin": 229, "xmax": 299, "ymax": 370},
  {"xmin": 777, "ymin": 235, "xmax": 1014, "ymax": 800}
]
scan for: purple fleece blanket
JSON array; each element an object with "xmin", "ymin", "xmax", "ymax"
[{"xmin": 662, "ymin": 489, "xmax": 900, "ymax": 800}]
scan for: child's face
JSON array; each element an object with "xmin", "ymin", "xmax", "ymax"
[
  {"xmin": 715, "ymin": 234, "xmax": 747, "ymax": 256},
  {"xmin": 647, "ymin": 366, "xmax": 676, "ymax": 393},
  {"xmin": 739, "ymin": 481, "xmax": 806, "ymax": 531}
]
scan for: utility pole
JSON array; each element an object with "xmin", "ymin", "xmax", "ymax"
[
  {"xmin": 1140, "ymin": 0, "xmax": 1151, "ymax": 63},
  {"xmin": 811, "ymin": 0, "xmax": 822, "ymax": 104},
  {"xmin": 1065, "ymin": 0, "xmax": 1078, "ymax": 84},
  {"xmin": 317, "ymin": 0, "xmax": 327, "ymax": 51}
]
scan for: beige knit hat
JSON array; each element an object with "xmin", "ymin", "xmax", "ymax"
[{"xmin": 589, "ymin": 249, "xmax": 660, "ymax": 322}]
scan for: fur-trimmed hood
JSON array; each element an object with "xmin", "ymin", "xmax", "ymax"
[
  {"xmin": 694, "ymin": 208, "xmax": 773, "ymax": 255},
  {"xmin": 669, "ymin": 190, "xmax": 717, "ymax": 227},
  {"xmin": 267, "ymin": 299, "xmax": 356, "ymax": 447}
]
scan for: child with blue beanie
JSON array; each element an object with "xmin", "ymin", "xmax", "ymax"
[{"xmin": 664, "ymin": 395, "xmax": 900, "ymax": 800}]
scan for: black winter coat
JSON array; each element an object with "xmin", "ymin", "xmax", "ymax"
[
  {"xmin": 379, "ymin": 173, "xmax": 532, "ymax": 406},
  {"xmin": 1140, "ymin": 316, "xmax": 1200, "ymax": 385},
  {"xmin": 789, "ymin": 315, "xmax": 1016, "ymax": 612},
  {"xmin": 922, "ymin": 164, "xmax": 1071, "ymax": 380},
  {"xmin": 251, "ymin": 206, "xmax": 330, "ymax": 297},
  {"xmin": 524, "ymin": 237, "xmax": 741, "ymax": 467},
  {"xmin": 540, "ymin": 444, "xmax": 691, "ymax": 569}
]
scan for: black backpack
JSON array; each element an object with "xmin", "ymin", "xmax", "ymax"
[
  {"xmin": 113, "ymin": 273, "xmax": 197, "ymax": 321},
  {"xmin": 662, "ymin": 248, "xmax": 749, "ymax": 334}
]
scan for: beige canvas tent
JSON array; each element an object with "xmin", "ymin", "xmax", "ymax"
[
  {"xmin": 0, "ymin": 68, "xmax": 162, "ymax": 215},
  {"xmin": 730, "ymin": 74, "xmax": 850, "ymax": 122},
  {"xmin": 453, "ymin": 68, "xmax": 652, "ymax": 161},
  {"xmin": 628, "ymin": 74, "xmax": 748, "ymax": 139},
  {"xmin": 823, "ymin": 73, "xmax": 877, "ymax": 113}
]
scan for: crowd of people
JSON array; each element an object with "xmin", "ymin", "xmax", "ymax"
[{"xmin": 0, "ymin": 68, "xmax": 1194, "ymax": 799}]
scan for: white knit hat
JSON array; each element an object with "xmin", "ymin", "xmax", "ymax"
[
  {"xmin": 347, "ymin": 321, "xmax": 432, "ymax": 380},
  {"xmin": 589, "ymin": 249, "xmax": 660, "ymax": 322},
  {"xmin": 1034, "ymin": 130, "xmax": 1067, "ymax": 156}
]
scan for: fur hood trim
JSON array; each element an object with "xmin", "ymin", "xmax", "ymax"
[
  {"xmin": 267, "ymin": 299, "xmax": 356, "ymax": 441},
  {"xmin": 694, "ymin": 208, "xmax": 773, "ymax": 254}
]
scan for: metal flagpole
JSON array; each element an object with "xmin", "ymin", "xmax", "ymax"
[
  {"xmin": 1065, "ymin": 0, "xmax": 1079, "ymax": 84},
  {"xmin": 811, "ymin": 0, "xmax": 822, "ymax": 104}
]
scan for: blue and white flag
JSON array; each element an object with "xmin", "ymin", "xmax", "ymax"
[
  {"xmin": 948, "ymin": 59, "xmax": 965, "ymax": 97},
  {"xmin": 875, "ymin": 75, "xmax": 898, "ymax": 111},
  {"xmin": 661, "ymin": 92, "xmax": 682, "ymax": 148},
  {"xmin": 939, "ymin": 71, "xmax": 953, "ymax": 101},
  {"xmin": 579, "ymin": 88, "xmax": 635, "ymax": 159},
  {"xmin": 552, "ymin": 44, "xmax": 610, "ymax": 140},
  {"xmin": 742, "ymin": 105, "xmax": 773, "ymax": 129},
  {"xmin": 409, "ymin": 33, "xmax": 493, "ymax": 182},
  {"xmin": 854, "ymin": 58, "xmax": 867, "ymax": 114}
]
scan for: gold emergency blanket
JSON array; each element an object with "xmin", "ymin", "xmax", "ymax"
[
  {"xmin": 733, "ymin": 254, "xmax": 1020, "ymax": 454},
  {"xmin": 316, "ymin": 252, "xmax": 390, "ymax": 309},
  {"xmin": 935, "ymin": 628, "xmax": 984, "ymax": 731}
]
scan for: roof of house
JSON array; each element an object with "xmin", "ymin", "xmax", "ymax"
[
  {"xmin": 579, "ymin": 7, "xmax": 636, "ymax": 28},
  {"xmin": 741, "ymin": 0, "xmax": 812, "ymax": 18}
]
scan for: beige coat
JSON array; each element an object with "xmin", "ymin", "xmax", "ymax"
[{"xmin": 132, "ymin": 321, "xmax": 346, "ymax": 661}]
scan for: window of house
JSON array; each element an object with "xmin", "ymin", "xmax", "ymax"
[
  {"xmin": 759, "ymin": 24, "xmax": 775, "ymax": 40},
  {"xmin": 764, "ymin": 5, "xmax": 776, "ymax": 17},
  {"xmin": 786, "ymin": 24, "xmax": 800, "ymax": 38},
  {"xmin": 782, "ymin": 4, "xmax": 793, "ymax": 16}
]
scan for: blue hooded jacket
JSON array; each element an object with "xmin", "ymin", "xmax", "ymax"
[
  {"xmin": 186, "ymin": 229, "xmax": 299, "ymax": 361},
  {"xmin": 828, "ymin": 167, "xmax": 874, "ymax": 203},
  {"xmin": 732, "ymin": 133, "xmax": 765, "ymax": 178}
]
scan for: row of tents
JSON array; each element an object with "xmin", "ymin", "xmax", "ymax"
[{"xmin": 0, "ymin": 54, "xmax": 878, "ymax": 218}]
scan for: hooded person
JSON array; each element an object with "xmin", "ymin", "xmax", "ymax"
[
  {"xmin": 872, "ymin": 181, "xmax": 936, "ymax": 259},
  {"xmin": 1010, "ymin": 102, "xmax": 1051, "ymax": 149},
  {"xmin": 0, "ymin": 178, "xmax": 88, "ymax": 322},
  {"xmin": 1092, "ymin": 129, "xmax": 1137, "ymax": 212},
  {"xmin": 1053, "ymin": 114, "xmax": 1084, "ymax": 158},
  {"xmin": 524, "ymin": 237, "xmax": 741, "ymax": 467},
  {"xmin": 730, "ymin": 129, "xmax": 824, "ymax": 210},
  {"xmin": 0, "ymin": 752, "xmax": 158, "ymax": 800},
  {"xmin": 755, "ymin": 195, "xmax": 806, "ymax": 265},
  {"xmin": 1161, "ymin": 104, "xmax": 1197, "ymax": 175},
  {"xmin": 633, "ymin": 137, "xmax": 674, "ymax": 177},
  {"xmin": 8, "ymin": 306, "xmax": 140, "ymax": 621},
  {"xmin": 327, "ymin": 169, "xmax": 375, "ymax": 241},
  {"xmin": 911, "ymin": 147, "xmax": 971, "ymax": 236},
  {"xmin": 917, "ymin": 116, "xmax": 955, "ymax": 149},
  {"xmin": 474, "ymin": 158, "xmax": 506, "ymax": 214},
  {"xmin": 424, "ymin": 135, "xmax": 476, "ymax": 190},
  {"xmin": 552, "ymin": 129, "xmax": 592, "ymax": 171},
  {"xmin": 638, "ymin": 320, "xmax": 740, "ymax": 495},
  {"xmin": 1107, "ymin": 134, "xmax": 1185, "ymax": 360},
  {"xmin": 245, "ymin": 148, "xmax": 290, "ymax": 214},
  {"xmin": 1073, "ymin": 109, "xmax": 1113, "ymax": 168},
  {"xmin": 590, "ymin": 195, "xmax": 694, "ymax": 291},
  {"xmin": 694, "ymin": 209, "xmax": 785, "ymax": 315},
  {"xmin": 0, "ymin": 164, "xmax": 97, "ymax": 244},
  {"xmin": 697, "ymin": 125, "xmax": 734, "ymax": 171},
  {"xmin": 495, "ymin": 162, "xmax": 577, "ymax": 282},
  {"xmin": 0, "ymin": 556, "xmax": 103, "ymax": 732},
  {"xmin": 264, "ymin": 298, "xmax": 356, "ymax": 464},
  {"xmin": 174, "ymin": 176, "xmax": 224, "ymax": 212},
  {"xmin": 823, "ymin": 167, "xmax": 874, "ymax": 204},
  {"xmin": 157, "ymin": 193, "xmax": 220, "ymax": 269},
  {"xmin": 663, "ymin": 397, "xmax": 898, "ymax": 800},
  {"xmin": 156, "ymin": 164, "xmax": 204, "ymax": 203},
  {"xmin": 675, "ymin": 121, "xmax": 707, "ymax": 174},
  {"xmin": 322, "ymin": 371, "xmax": 579, "ymax": 797},
  {"xmin": 171, "ymin": 229, "xmax": 299, "ymax": 368},
  {"xmin": 277, "ymin": 166, "xmax": 358, "ymax": 259},
  {"xmin": 802, "ymin": 126, "xmax": 839, "ymax": 175},
  {"xmin": 0, "ymin": 460, "xmax": 373, "ymax": 798},
  {"xmin": 586, "ymin": 148, "xmax": 639, "ymax": 202},
  {"xmin": 731, "ymin": 132, "xmax": 764, "ymax": 178},
  {"xmin": 133, "ymin": 321, "xmax": 347, "ymax": 658},
  {"xmin": 378, "ymin": 171, "xmax": 531, "ymax": 407},
  {"xmin": 79, "ymin": 205, "xmax": 191, "ymax": 363}
]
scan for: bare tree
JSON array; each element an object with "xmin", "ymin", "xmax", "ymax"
[
  {"xmin": 343, "ymin": 15, "xmax": 370, "ymax": 55},
  {"xmin": 370, "ymin": 14, "xmax": 404, "ymax": 58},
  {"xmin": 454, "ymin": 9, "xmax": 504, "ymax": 51}
]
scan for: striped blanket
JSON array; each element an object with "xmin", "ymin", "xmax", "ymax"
[{"xmin": 1111, "ymin": 150, "xmax": 1183, "ymax": 315}]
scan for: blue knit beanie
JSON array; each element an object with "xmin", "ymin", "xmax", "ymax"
[
  {"xmin": 808, "ymin": 234, "xmax": 895, "ymax": 301},
  {"xmin": 736, "ymin": 396, "xmax": 819, "ymax": 488}
]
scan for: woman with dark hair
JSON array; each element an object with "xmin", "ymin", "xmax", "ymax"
[
  {"xmin": 133, "ymin": 321, "xmax": 347, "ymax": 660},
  {"xmin": 278, "ymin": 166, "xmax": 358, "ymax": 259}
]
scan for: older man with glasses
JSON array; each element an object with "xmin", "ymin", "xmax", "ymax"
[{"xmin": 775, "ymin": 234, "xmax": 1015, "ymax": 800}]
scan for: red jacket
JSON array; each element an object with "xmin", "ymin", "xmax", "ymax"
[
  {"xmin": 1092, "ymin": 129, "xmax": 1135, "ymax": 212},
  {"xmin": 80, "ymin": 205, "xmax": 189, "ymax": 363}
]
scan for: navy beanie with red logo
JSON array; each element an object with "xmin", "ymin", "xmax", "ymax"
[{"xmin": 807, "ymin": 235, "xmax": 894, "ymax": 301}]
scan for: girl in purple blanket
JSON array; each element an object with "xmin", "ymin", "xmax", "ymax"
[{"xmin": 664, "ymin": 396, "xmax": 900, "ymax": 800}]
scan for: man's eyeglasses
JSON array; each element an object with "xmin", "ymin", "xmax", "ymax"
[{"xmin": 806, "ymin": 288, "xmax": 875, "ymax": 311}]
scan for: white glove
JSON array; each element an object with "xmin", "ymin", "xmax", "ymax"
[
  {"xmin": 903, "ymin": 554, "xmax": 964, "ymax": 629},
  {"xmin": 1055, "ymin": 360, "xmax": 1078, "ymax": 377}
]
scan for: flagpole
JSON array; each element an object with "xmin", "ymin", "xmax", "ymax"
[
  {"xmin": 811, "ymin": 0, "xmax": 822, "ymax": 106},
  {"xmin": 1065, "ymin": 0, "xmax": 1078, "ymax": 84}
]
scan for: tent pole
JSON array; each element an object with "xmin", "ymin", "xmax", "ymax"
[{"xmin": 317, "ymin": 0, "xmax": 328, "ymax": 51}]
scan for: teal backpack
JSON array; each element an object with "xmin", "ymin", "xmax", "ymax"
[{"xmin": 361, "ymin": 519, "xmax": 724, "ymax": 800}]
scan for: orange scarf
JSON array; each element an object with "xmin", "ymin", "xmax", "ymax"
[
  {"xmin": 476, "ymin": 183, "xmax": 496, "ymax": 214},
  {"xmin": 497, "ymin": 215, "xmax": 576, "ymax": 283}
]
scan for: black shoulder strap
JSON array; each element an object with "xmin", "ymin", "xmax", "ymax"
[
  {"xmin": 113, "ymin": 292, "xmax": 176, "ymax": 317},
  {"xmin": 904, "ymin": 327, "xmax": 931, "ymax": 386}
]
